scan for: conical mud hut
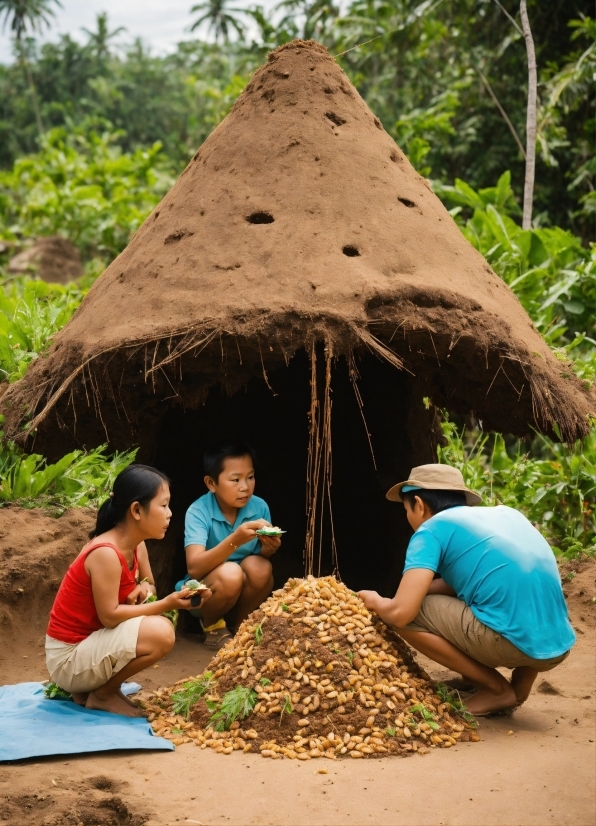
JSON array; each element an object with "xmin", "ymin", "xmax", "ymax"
[{"xmin": 1, "ymin": 40, "xmax": 593, "ymax": 594}]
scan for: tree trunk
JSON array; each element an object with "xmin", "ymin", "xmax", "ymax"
[
  {"xmin": 17, "ymin": 39, "xmax": 44, "ymax": 138},
  {"xmin": 520, "ymin": 0, "xmax": 537, "ymax": 230}
]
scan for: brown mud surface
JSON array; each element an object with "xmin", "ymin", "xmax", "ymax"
[{"xmin": 0, "ymin": 512, "xmax": 594, "ymax": 825}]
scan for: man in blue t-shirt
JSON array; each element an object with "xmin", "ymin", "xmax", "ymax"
[
  {"xmin": 181, "ymin": 440, "xmax": 281, "ymax": 649},
  {"xmin": 358, "ymin": 464, "xmax": 575, "ymax": 716}
]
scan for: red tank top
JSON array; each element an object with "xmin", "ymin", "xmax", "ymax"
[{"xmin": 47, "ymin": 542, "xmax": 139, "ymax": 644}]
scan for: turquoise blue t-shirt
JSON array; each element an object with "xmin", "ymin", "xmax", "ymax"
[
  {"xmin": 184, "ymin": 491, "xmax": 271, "ymax": 563},
  {"xmin": 403, "ymin": 505, "xmax": 575, "ymax": 660}
]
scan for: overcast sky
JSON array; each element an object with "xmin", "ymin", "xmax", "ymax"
[{"xmin": 0, "ymin": 0, "xmax": 271, "ymax": 63}]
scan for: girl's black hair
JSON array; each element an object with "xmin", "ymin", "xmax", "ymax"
[
  {"xmin": 89, "ymin": 464, "xmax": 170, "ymax": 538},
  {"xmin": 204, "ymin": 439, "xmax": 256, "ymax": 482},
  {"xmin": 402, "ymin": 488, "xmax": 468, "ymax": 515}
]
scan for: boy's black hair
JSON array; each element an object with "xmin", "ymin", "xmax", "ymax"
[
  {"xmin": 402, "ymin": 488, "xmax": 468, "ymax": 515},
  {"xmin": 204, "ymin": 439, "xmax": 256, "ymax": 482}
]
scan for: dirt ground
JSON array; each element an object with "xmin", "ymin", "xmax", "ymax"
[{"xmin": 0, "ymin": 513, "xmax": 594, "ymax": 826}]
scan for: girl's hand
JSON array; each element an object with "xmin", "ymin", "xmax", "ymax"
[
  {"xmin": 125, "ymin": 584, "xmax": 144, "ymax": 605},
  {"xmin": 137, "ymin": 580, "xmax": 155, "ymax": 603},
  {"xmin": 162, "ymin": 588, "xmax": 212, "ymax": 611},
  {"xmin": 259, "ymin": 534, "xmax": 281, "ymax": 558}
]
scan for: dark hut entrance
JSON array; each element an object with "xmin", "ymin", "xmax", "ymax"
[{"xmin": 146, "ymin": 348, "xmax": 432, "ymax": 600}]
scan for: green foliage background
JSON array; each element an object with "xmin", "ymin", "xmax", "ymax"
[{"xmin": 0, "ymin": 2, "xmax": 593, "ymax": 554}]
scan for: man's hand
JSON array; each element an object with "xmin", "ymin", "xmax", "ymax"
[
  {"xmin": 357, "ymin": 590, "xmax": 381, "ymax": 613},
  {"xmin": 259, "ymin": 534, "xmax": 281, "ymax": 558},
  {"xmin": 357, "ymin": 569, "xmax": 435, "ymax": 628}
]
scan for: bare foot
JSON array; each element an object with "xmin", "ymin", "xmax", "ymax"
[
  {"xmin": 85, "ymin": 690, "xmax": 143, "ymax": 717},
  {"xmin": 464, "ymin": 684, "xmax": 517, "ymax": 716},
  {"xmin": 72, "ymin": 692, "xmax": 89, "ymax": 706},
  {"xmin": 511, "ymin": 666, "xmax": 539, "ymax": 706}
]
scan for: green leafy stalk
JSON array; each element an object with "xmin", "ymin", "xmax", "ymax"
[
  {"xmin": 145, "ymin": 593, "xmax": 179, "ymax": 629},
  {"xmin": 208, "ymin": 686, "xmax": 258, "ymax": 732},
  {"xmin": 435, "ymin": 683, "xmax": 477, "ymax": 726},
  {"xmin": 280, "ymin": 694, "xmax": 293, "ymax": 725},
  {"xmin": 170, "ymin": 672, "xmax": 214, "ymax": 719},
  {"xmin": 409, "ymin": 703, "xmax": 440, "ymax": 730},
  {"xmin": 43, "ymin": 682, "xmax": 72, "ymax": 700}
]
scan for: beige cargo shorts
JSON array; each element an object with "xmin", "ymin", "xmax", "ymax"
[
  {"xmin": 405, "ymin": 595, "xmax": 569, "ymax": 671},
  {"xmin": 45, "ymin": 616, "xmax": 144, "ymax": 693}
]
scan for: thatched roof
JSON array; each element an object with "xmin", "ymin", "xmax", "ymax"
[{"xmin": 1, "ymin": 40, "xmax": 593, "ymax": 446}]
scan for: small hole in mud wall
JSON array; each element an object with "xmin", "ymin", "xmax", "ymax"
[
  {"xmin": 398, "ymin": 197, "xmax": 417, "ymax": 208},
  {"xmin": 343, "ymin": 245, "xmax": 360, "ymax": 257},
  {"xmin": 325, "ymin": 112, "xmax": 346, "ymax": 126},
  {"xmin": 247, "ymin": 212, "xmax": 274, "ymax": 224}
]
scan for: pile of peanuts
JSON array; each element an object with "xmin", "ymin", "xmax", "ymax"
[{"xmin": 141, "ymin": 575, "xmax": 479, "ymax": 758}]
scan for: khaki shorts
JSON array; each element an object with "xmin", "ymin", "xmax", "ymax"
[
  {"xmin": 405, "ymin": 595, "xmax": 570, "ymax": 671},
  {"xmin": 45, "ymin": 616, "xmax": 144, "ymax": 693}
]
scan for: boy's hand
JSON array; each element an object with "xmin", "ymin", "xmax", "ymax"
[
  {"xmin": 259, "ymin": 534, "xmax": 281, "ymax": 558},
  {"xmin": 233, "ymin": 519, "xmax": 270, "ymax": 547}
]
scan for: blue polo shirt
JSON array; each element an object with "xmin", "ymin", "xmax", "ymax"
[
  {"xmin": 403, "ymin": 505, "xmax": 575, "ymax": 660},
  {"xmin": 184, "ymin": 492, "xmax": 271, "ymax": 563}
]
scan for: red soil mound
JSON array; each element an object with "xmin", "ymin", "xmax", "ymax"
[{"xmin": 0, "ymin": 506, "xmax": 93, "ymax": 679}]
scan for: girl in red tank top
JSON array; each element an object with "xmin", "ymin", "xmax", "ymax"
[{"xmin": 46, "ymin": 464, "xmax": 210, "ymax": 718}]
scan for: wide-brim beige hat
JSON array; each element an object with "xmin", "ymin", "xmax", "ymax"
[{"xmin": 386, "ymin": 464, "xmax": 482, "ymax": 506}]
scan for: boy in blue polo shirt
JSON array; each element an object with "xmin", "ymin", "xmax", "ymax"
[
  {"xmin": 182, "ymin": 440, "xmax": 281, "ymax": 648},
  {"xmin": 358, "ymin": 463, "xmax": 575, "ymax": 717}
]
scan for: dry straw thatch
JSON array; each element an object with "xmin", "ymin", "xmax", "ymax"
[{"xmin": 1, "ymin": 39, "xmax": 593, "ymax": 454}]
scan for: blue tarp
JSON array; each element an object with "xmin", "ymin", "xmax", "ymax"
[{"xmin": 0, "ymin": 682, "xmax": 174, "ymax": 762}]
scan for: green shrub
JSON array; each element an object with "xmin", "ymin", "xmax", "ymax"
[
  {"xmin": 0, "ymin": 421, "xmax": 136, "ymax": 512},
  {"xmin": 0, "ymin": 124, "xmax": 174, "ymax": 262},
  {"xmin": 0, "ymin": 276, "xmax": 88, "ymax": 382},
  {"xmin": 438, "ymin": 414, "xmax": 596, "ymax": 556}
]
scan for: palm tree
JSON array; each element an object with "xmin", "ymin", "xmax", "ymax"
[
  {"xmin": 0, "ymin": 0, "xmax": 63, "ymax": 135},
  {"xmin": 189, "ymin": 0, "xmax": 245, "ymax": 43},
  {"xmin": 275, "ymin": 0, "xmax": 340, "ymax": 41},
  {"xmin": 82, "ymin": 12, "xmax": 126, "ymax": 62}
]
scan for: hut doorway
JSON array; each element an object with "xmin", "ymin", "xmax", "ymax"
[{"xmin": 148, "ymin": 349, "xmax": 428, "ymax": 599}]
